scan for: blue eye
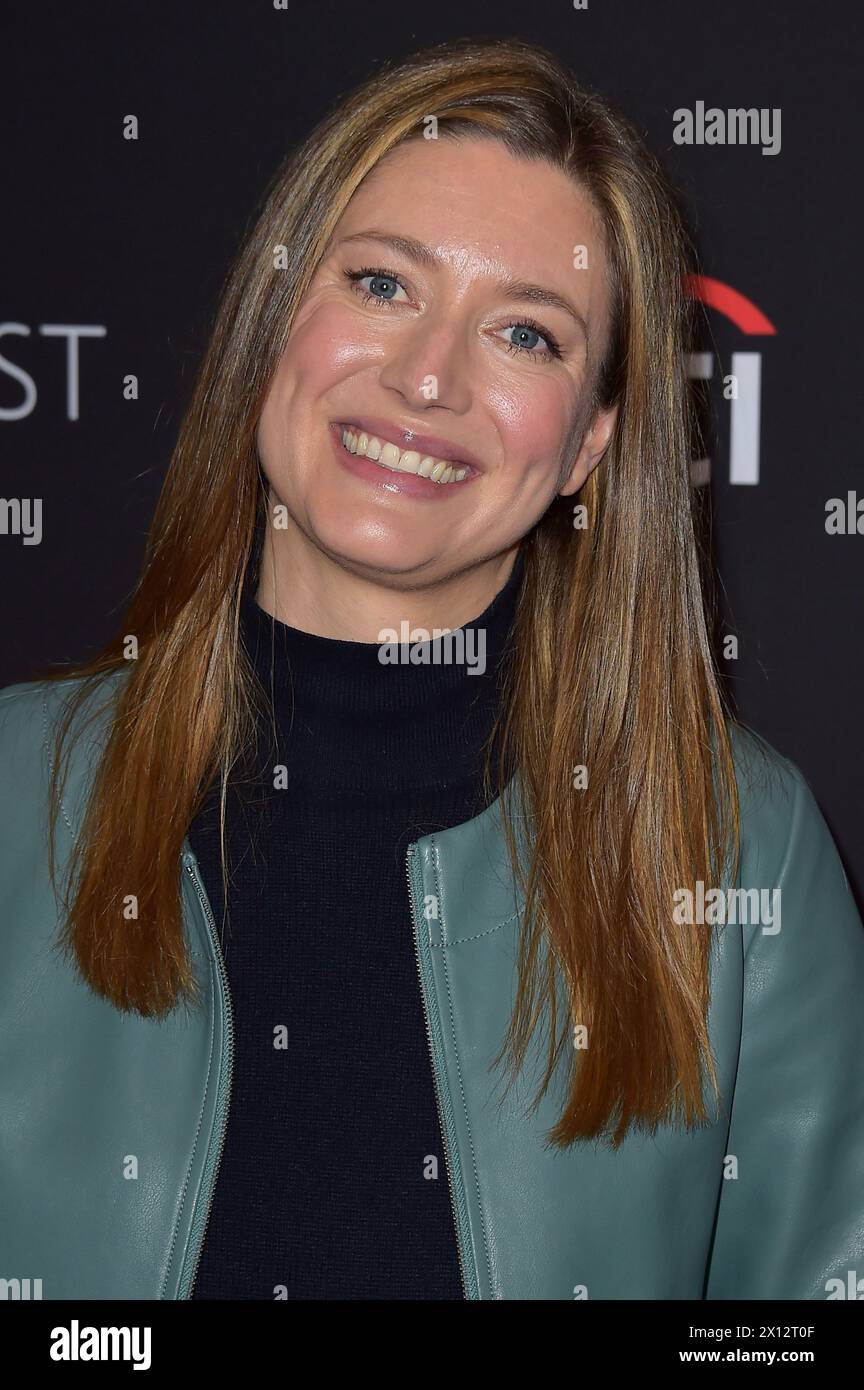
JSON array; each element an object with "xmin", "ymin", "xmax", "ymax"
[
  {"xmin": 344, "ymin": 266, "xmax": 408, "ymax": 304},
  {"xmin": 509, "ymin": 325, "xmax": 543, "ymax": 350},
  {"xmin": 368, "ymin": 275, "xmax": 397, "ymax": 299},
  {"xmin": 501, "ymin": 321, "xmax": 563, "ymax": 362}
]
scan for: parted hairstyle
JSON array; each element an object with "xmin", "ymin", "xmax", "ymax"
[{"xmin": 45, "ymin": 36, "xmax": 739, "ymax": 1148}]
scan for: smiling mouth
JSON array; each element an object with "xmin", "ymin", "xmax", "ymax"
[{"xmin": 337, "ymin": 425, "xmax": 475, "ymax": 484}]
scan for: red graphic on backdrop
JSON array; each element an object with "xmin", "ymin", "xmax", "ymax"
[{"xmin": 684, "ymin": 275, "xmax": 776, "ymax": 336}]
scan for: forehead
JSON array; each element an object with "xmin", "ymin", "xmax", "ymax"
[
  {"xmin": 332, "ymin": 136, "xmax": 609, "ymax": 332},
  {"xmin": 344, "ymin": 136, "xmax": 600, "ymax": 241}
]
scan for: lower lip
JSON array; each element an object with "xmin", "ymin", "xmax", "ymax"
[{"xmin": 329, "ymin": 425, "xmax": 478, "ymax": 500}]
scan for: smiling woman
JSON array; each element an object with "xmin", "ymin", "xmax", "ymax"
[
  {"xmin": 255, "ymin": 135, "xmax": 614, "ymax": 617},
  {"xmin": 1, "ymin": 35, "xmax": 863, "ymax": 1303}
]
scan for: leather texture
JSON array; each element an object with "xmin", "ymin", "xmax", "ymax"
[{"xmin": 1, "ymin": 668, "xmax": 862, "ymax": 1300}]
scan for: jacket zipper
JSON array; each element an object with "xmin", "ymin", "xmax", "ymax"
[
  {"xmin": 406, "ymin": 842, "xmax": 475, "ymax": 1300},
  {"xmin": 179, "ymin": 856, "xmax": 236, "ymax": 1299}
]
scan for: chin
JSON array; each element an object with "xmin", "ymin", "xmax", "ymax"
[{"xmin": 308, "ymin": 517, "xmax": 440, "ymax": 578}]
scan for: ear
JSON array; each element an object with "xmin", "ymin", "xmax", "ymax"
[{"xmin": 558, "ymin": 403, "xmax": 618, "ymax": 497}]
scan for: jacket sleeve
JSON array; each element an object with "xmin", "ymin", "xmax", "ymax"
[{"xmin": 705, "ymin": 750, "xmax": 864, "ymax": 1299}]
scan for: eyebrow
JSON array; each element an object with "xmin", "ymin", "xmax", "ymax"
[{"xmin": 335, "ymin": 229, "xmax": 588, "ymax": 342}]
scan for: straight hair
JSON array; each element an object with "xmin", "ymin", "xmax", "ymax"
[{"xmin": 44, "ymin": 36, "xmax": 739, "ymax": 1147}]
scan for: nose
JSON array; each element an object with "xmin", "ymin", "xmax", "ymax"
[{"xmin": 377, "ymin": 310, "xmax": 473, "ymax": 414}]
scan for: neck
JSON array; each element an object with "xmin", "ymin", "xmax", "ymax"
[{"xmin": 256, "ymin": 519, "xmax": 522, "ymax": 643}]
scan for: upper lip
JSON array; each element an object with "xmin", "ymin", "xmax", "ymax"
[{"xmin": 333, "ymin": 416, "xmax": 484, "ymax": 473}]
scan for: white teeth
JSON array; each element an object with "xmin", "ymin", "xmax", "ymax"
[{"xmin": 340, "ymin": 427, "xmax": 471, "ymax": 483}]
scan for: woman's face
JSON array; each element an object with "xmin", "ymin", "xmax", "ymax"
[{"xmin": 256, "ymin": 136, "xmax": 616, "ymax": 585}]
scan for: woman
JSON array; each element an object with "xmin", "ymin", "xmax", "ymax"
[{"xmin": 1, "ymin": 37, "xmax": 862, "ymax": 1302}]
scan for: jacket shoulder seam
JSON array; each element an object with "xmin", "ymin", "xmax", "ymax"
[
  {"xmin": 432, "ymin": 914, "xmax": 515, "ymax": 947},
  {"xmin": 741, "ymin": 758, "xmax": 807, "ymax": 967}
]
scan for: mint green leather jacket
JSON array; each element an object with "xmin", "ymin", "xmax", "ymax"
[{"xmin": 1, "ymin": 670, "xmax": 863, "ymax": 1300}]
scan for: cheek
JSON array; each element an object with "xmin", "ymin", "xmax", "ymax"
[
  {"xmin": 258, "ymin": 310, "xmax": 353, "ymax": 444},
  {"xmin": 257, "ymin": 303, "xmax": 379, "ymax": 475},
  {"xmin": 488, "ymin": 382, "xmax": 574, "ymax": 479},
  {"xmin": 279, "ymin": 299, "xmax": 382, "ymax": 388}
]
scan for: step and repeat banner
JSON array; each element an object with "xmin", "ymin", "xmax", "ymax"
[{"xmin": 2, "ymin": 0, "xmax": 861, "ymax": 895}]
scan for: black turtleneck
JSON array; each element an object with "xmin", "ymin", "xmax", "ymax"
[{"xmin": 187, "ymin": 550, "xmax": 525, "ymax": 1300}]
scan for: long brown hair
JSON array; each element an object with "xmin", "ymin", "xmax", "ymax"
[{"xmin": 45, "ymin": 36, "xmax": 739, "ymax": 1147}]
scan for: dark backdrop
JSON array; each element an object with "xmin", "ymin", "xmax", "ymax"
[{"xmin": 1, "ymin": 0, "xmax": 861, "ymax": 897}]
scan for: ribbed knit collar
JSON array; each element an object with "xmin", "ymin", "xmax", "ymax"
[
  {"xmin": 241, "ymin": 550, "xmax": 524, "ymax": 706},
  {"xmin": 236, "ymin": 550, "xmax": 525, "ymax": 797}
]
